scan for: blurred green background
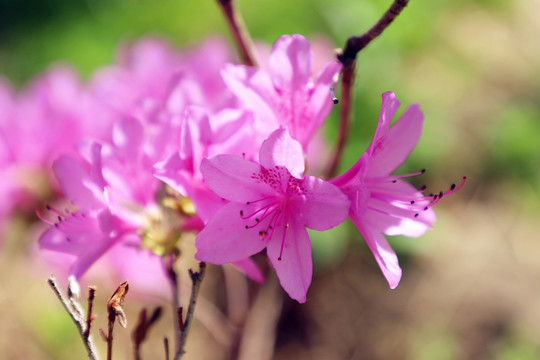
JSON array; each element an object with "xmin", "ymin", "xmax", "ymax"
[{"xmin": 1, "ymin": 0, "xmax": 539, "ymax": 359}]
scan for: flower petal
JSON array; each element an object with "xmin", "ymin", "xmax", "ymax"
[
  {"xmin": 259, "ymin": 128, "xmax": 305, "ymax": 178},
  {"xmin": 53, "ymin": 155, "xmax": 104, "ymax": 210},
  {"xmin": 221, "ymin": 64, "xmax": 279, "ymax": 129},
  {"xmin": 368, "ymin": 102, "xmax": 425, "ymax": 177},
  {"xmin": 268, "ymin": 34, "xmax": 312, "ymax": 93},
  {"xmin": 297, "ymin": 176, "xmax": 350, "ymax": 231},
  {"xmin": 365, "ymin": 180, "xmax": 436, "ymax": 237},
  {"xmin": 232, "ymin": 258, "xmax": 264, "ymax": 283},
  {"xmin": 195, "ymin": 202, "xmax": 269, "ymax": 264},
  {"xmin": 200, "ymin": 155, "xmax": 273, "ymax": 203},
  {"xmin": 350, "ymin": 216, "xmax": 402, "ymax": 289},
  {"xmin": 267, "ymin": 221, "xmax": 312, "ymax": 303}
]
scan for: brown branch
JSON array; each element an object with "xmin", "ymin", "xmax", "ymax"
[
  {"xmin": 327, "ymin": 0, "xmax": 410, "ymax": 177},
  {"xmin": 164, "ymin": 337, "xmax": 170, "ymax": 360},
  {"xmin": 105, "ymin": 281, "xmax": 129, "ymax": 360},
  {"xmin": 338, "ymin": 0, "xmax": 410, "ymax": 66},
  {"xmin": 133, "ymin": 307, "xmax": 163, "ymax": 360},
  {"xmin": 84, "ymin": 286, "xmax": 97, "ymax": 342},
  {"xmin": 325, "ymin": 62, "xmax": 355, "ymax": 178},
  {"xmin": 216, "ymin": 0, "xmax": 257, "ymax": 66},
  {"xmin": 174, "ymin": 262, "xmax": 207, "ymax": 360},
  {"xmin": 165, "ymin": 255, "xmax": 182, "ymax": 355},
  {"xmin": 47, "ymin": 276, "xmax": 100, "ymax": 360}
]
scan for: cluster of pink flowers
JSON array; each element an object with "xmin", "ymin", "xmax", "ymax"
[{"xmin": 2, "ymin": 34, "xmax": 463, "ymax": 302}]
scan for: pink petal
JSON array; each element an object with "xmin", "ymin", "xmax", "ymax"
[
  {"xmin": 365, "ymin": 180, "xmax": 436, "ymax": 237},
  {"xmin": 53, "ymin": 155, "xmax": 104, "ymax": 210},
  {"xmin": 153, "ymin": 152, "xmax": 190, "ymax": 196},
  {"xmin": 267, "ymin": 221, "xmax": 312, "ymax": 303},
  {"xmin": 113, "ymin": 118, "xmax": 144, "ymax": 160},
  {"xmin": 368, "ymin": 103, "xmax": 425, "ymax": 177},
  {"xmin": 350, "ymin": 216, "xmax": 402, "ymax": 289},
  {"xmin": 367, "ymin": 92, "xmax": 401, "ymax": 158},
  {"xmin": 268, "ymin": 34, "xmax": 312, "ymax": 93},
  {"xmin": 221, "ymin": 64, "xmax": 279, "ymax": 128},
  {"xmin": 195, "ymin": 202, "xmax": 269, "ymax": 264},
  {"xmin": 232, "ymin": 258, "xmax": 265, "ymax": 283},
  {"xmin": 304, "ymin": 60, "xmax": 342, "ymax": 143},
  {"xmin": 259, "ymin": 128, "xmax": 304, "ymax": 178},
  {"xmin": 200, "ymin": 156, "xmax": 273, "ymax": 203},
  {"xmin": 297, "ymin": 176, "xmax": 350, "ymax": 231}
]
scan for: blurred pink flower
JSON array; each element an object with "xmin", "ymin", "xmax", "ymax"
[
  {"xmin": 195, "ymin": 128, "xmax": 349, "ymax": 302},
  {"xmin": 330, "ymin": 92, "xmax": 465, "ymax": 288},
  {"xmin": 221, "ymin": 34, "xmax": 341, "ymax": 151}
]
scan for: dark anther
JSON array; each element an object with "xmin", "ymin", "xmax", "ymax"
[
  {"xmin": 240, "ymin": 210, "xmax": 244, "ymax": 216},
  {"xmin": 414, "ymin": 213, "xmax": 419, "ymax": 217},
  {"xmin": 277, "ymin": 257, "xmax": 282, "ymax": 261},
  {"xmin": 255, "ymin": 218, "xmax": 259, "ymax": 222},
  {"xmin": 57, "ymin": 216, "xmax": 63, "ymax": 222},
  {"xmin": 278, "ymin": 210, "xmax": 282, "ymax": 214},
  {"xmin": 284, "ymin": 225, "xmax": 288, "ymax": 229},
  {"xmin": 54, "ymin": 223, "xmax": 59, "ymax": 228},
  {"xmin": 332, "ymin": 98, "xmax": 339, "ymax": 105},
  {"xmin": 421, "ymin": 185, "xmax": 427, "ymax": 191},
  {"xmin": 269, "ymin": 225, "xmax": 273, "ymax": 229},
  {"xmin": 392, "ymin": 180, "xmax": 397, "ymax": 183},
  {"xmin": 421, "ymin": 169, "xmax": 426, "ymax": 174},
  {"xmin": 423, "ymin": 206, "xmax": 428, "ymax": 211},
  {"xmin": 46, "ymin": 205, "xmax": 52, "ymax": 210},
  {"xmin": 439, "ymin": 191, "xmax": 443, "ymax": 198},
  {"xmin": 246, "ymin": 201, "xmax": 250, "ymax": 205},
  {"xmin": 450, "ymin": 184, "xmax": 456, "ymax": 190},
  {"xmin": 410, "ymin": 200, "xmax": 415, "ymax": 204},
  {"xmin": 245, "ymin": 225, "xmax": 249, "ymax": 229},
  {"xmin": 433, "ymin": 194, "xmax": 438, "ymax": 200}
]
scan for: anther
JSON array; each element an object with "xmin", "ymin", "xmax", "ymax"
[
  {"xmin": 240, "ymin": 210, "xmax": 244, "ymax": 216},
  {"xmin": 46, "ymin": 205, "xmax": 52, "ymax": 210},
  {"xmin": 421, "ymin": 185, "xmax": 427, "ymax": 191},
  {"xmin": 392, "ymin": 180, "xmax": 397, "ymax": 183},
  {"xmin": 423, "ymin": 206, "xmax": 428, "ymax": 211},
  {"xmin": 255, "ymin": 218, "xmax": 259, "ymax": 222},
  {"xmin": 450, "ymin": 184, "xmax": 456, "ymax": 191},
  {"xmin": 414, "ymin": 213, "xmax": 419, "ymax": 217},
  {"xmin": 245, "ymin": 225, "xmax": 248, "ymax": 229},
  {"xmin": 410, "ymin": 200, "xmax": 415, "ymax": 204},
  {"xmin": 420, "ymin": 169, "xmax": 426, "ymax": 174},
  {"xmin": 246, "ymin": 201, "xmax": 250, "ymax": 205}
]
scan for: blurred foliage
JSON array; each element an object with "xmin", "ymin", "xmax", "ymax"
[{"xmin": 1, "ymin": 0, "xmax": 540, "ymax": 359}]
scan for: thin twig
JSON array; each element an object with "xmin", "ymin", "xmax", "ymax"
[
  {"xmin": 133, "ymin": 307, "xmax": 163, "ymax": 360},
  {"xmin": 47, "ymin": 276, "xmax": 100, "ymax": 360},
  {"xmin": 325, "ymin": 62, "xmax": 355, "ymax": 178},
  {"xmin": 165, "ymin": 255, "xmax": 182, "ymax": 355},
  {"xmin": 174, "ymin": 262, "xmax": 207, "ymax": 360},
  {"xmin": 327, "ymin": 0, "xmax": 410, "ymax": 177},
  {"xmin": 216, "ymin": 0, "xmax": 257, "ymax": 66},
  {"xmin": 164, "ymin": 337, "xmax": 170, "ymax": 360},
  {"xmin": 84, "ymin": 286, "xmax": 97, "ymax": 342},
  {"xmin": 105, "ymin": 281, "xmax": 129, "ymax": 360},
  {"xmin": 338, "ymin": 0, "xmax": 410, "ymax": 66}
]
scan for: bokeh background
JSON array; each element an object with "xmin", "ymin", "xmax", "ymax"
[{"xmin": 1, "ymin": 0, "xmax": 540, "ymax": 359}]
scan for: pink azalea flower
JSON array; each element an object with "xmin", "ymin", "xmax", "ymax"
[
  {"xmin": 221, "ymin": 34, "xmax": 341, "ymax": 150},
  {"xmin": 91, "ymin": 36, "xmax": 237, "ymax": 119},
  {"xmin": 330, "ymin": 92, "xmax": 465, "ymax": 288},
  {"xmin": 195, "ymin": 128, "xmax": 350, "ymax": 302}
]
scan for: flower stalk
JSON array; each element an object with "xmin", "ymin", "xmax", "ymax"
[
  {"xmin": 216, "ymin": 0, "xmax": 257, "ymax": 66},
  {"xmin": 174, "ymin": 262, "xmax": 207, "ymax": 360},
  {"xmin": 47, "ymin": 276, "xmax": 100, "ymax": 360}
]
